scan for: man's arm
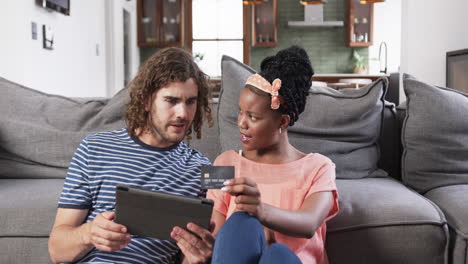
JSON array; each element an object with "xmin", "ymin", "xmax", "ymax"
[
  {"xmin": 48, "ymin": 208, "xmax": 93, "ymax": 263},
  {"xmin": 48, "ymin": 209, "xmax": 131, "ymax": 264}
]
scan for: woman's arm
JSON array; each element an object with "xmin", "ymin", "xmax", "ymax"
[
  {"xmin": 222, "ymin": 177, "xmax": 334, "ymax": 238},
  {"xmin": 211, "ymin": 210, "xmax": 226, "ymax": 236},
  {"xmin": 261, "ymin": 191, "xmax": 334, "ymax": 238}
]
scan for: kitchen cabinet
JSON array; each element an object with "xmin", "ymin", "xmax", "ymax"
[
  {"xmin": 346, "ymin": 0, "xmax": 373, "ymax": 47},
  {"xmin": 251, "ymin": 0, "xmax": 277, "ymax": 47},
  {"xmin": 137, "ymin": 0, "xmax": 183, "ymax": 47}
]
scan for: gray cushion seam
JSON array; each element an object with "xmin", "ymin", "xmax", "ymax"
[
  {"xmin": 421, "ymin": 193, "xmax": 449, "ymax": 221},
  {"xmin": 447, "ymin": 224, "xmax": 468, "ymax": 240},
  {"xmin": 375, "ymin": 79, "xmax": 388, "ymax": 176},
  {"xmin": 446, "ymin": 224, "xmax": 467, "ymax": 264},
  {"xmin": 400, "ymin": 94, "xmax": 410, "ymax": 186},
  {"xmin": 423, "ymin": 183, "xmax": 468, "ymax": 195},
  {"xmin": 386, "ymin": 178, "xmax": 445, "ymax": 220},
  {"xmin": 389, "ymin": 103, "xmax": 401, "ymax": 179},
  {"xmin": 434, "ymin": 84, "xmax": 468, "ymax": 97},
  {"xmin": 0, "ymin": 157, "xmax": 67, "ymax": 169},
  {"xmin": 328, "ymin": 221, "xmax": 447, "ymax": 233}
]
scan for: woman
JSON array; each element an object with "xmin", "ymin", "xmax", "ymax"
[{"xmin": 207, "ymin": 46, "xmax": 339, "ymax": 264}]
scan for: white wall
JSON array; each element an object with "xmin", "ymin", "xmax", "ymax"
[
  {"xmin": 368, "ymin": 0, "xmax": 402, "ymax": 74},
  {"xmin": 105, "ymin": 0, "xmax": 140, "ymax": 97},
  {"xmin": 0, "ymin": 1, "xmax": 107, "ymax": 97},
  {"xmin": 401, "ymin": 0, "xmax": 468, "ymax": 87}
]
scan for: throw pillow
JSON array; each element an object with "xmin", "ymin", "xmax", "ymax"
[
  {"xmin": 218, "ymin": 55, "xmax": 388, "ymax": 179},
  {"xmin": 0, "ymin": 77, "xmax": 128, "ymax": 179},
  {"xmin": 290, "ymin": 80, "xmax": 388, "ymax": 179},
  {"xmin": 218, "ymin": 55, "xmax": 256, "ymax": 153},
  {"xmin": 401, "ymin": 74, "xmax": 468, "ymax": 193}
]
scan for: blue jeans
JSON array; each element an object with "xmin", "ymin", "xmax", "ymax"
[{"xmin": 212, "ymin": 212, "xmax": 302, "ymax": 264}]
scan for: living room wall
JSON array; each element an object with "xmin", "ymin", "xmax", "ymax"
[
  {"xmin": 401, "ymin": 0, "xmax": 468, "ymax": 88},
  {"xmin": 368, "ymin": 0, "xmax": 401, "ymax": 74},
  {"xmin": 0, "ymin": 1, "xmax": 108, "ymax": 97}
]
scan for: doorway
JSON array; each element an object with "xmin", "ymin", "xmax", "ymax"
[
  {"xmin": 123, "ymin": 9, "xmax": 131, "ymax": 87},
  {"xmin": 105, "ymin": 0, "xmax": 139, "ymax": 97}
]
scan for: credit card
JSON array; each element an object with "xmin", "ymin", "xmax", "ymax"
[{"xmin": 200, "ymin": 165, "xmax": 235, "ymax": 189}]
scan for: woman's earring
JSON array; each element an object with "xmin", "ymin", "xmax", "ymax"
[{"xmin": 279, "ymin": 128, "xmax": 282, "ymax": 134}]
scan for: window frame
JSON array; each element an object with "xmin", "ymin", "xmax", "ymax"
[{"xmin": 187, "ymin": 1, "xmax": 250, "ymax": 66}]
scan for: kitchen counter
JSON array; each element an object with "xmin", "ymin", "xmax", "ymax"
[
  {"xmin": 312, "ymin": 73, "xmax": 389, "ymax": 83},
  {"xmin": 209, "ymin": 73, "xmax": 391, "ymax": 101}
]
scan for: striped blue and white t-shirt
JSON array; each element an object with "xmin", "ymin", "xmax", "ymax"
[{"xmin": 58, "ymin": 128, "xmax": 211, "ymax": 264}]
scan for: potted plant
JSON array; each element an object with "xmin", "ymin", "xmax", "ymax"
[
  {"xmin": 352, "ymin": 50, "xmax": 368, "ymax": 74},
  {"xmin": 194, "ymin": 52, "xmax": 204, "ymax": 64}
]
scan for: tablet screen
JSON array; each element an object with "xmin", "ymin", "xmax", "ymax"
[{"xmin": 115, "ymin": 184, "xmax": 213, "ymax": 240}]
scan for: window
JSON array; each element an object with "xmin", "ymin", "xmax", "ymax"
[{"xmin": 190, "ymin": 0, "xmax": 248, "ymax": 77}]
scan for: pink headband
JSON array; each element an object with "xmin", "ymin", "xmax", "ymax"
[{"xmin": 245, "ymin": 74, "xmax": 282, "ymax": 109}]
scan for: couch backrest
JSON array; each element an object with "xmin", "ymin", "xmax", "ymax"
[
  {"xmin": 0, "ymin": 77, "xmax": 128, "ymax": 179},
  {"xmin": 216, "ymin": 55, "xmax": 399, "ymax": 179},
  {"xmin": 0, "ymin": 74, "xmax": 404, "ymax": 180},
  {"xmin": 191, "ymin": 99, "xmax": 403, "ymax": 181},
  {"xmin": 185, "ymin": 102, "xmax": 220, "ymax": 162}
]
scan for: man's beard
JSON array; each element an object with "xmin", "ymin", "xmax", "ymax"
[{"xmin": 147, "ymin": 117, "xmax": 190, "ymax": 145}]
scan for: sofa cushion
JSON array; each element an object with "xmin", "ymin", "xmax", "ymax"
[
  {"xmin": 401, "ymin": 74, "xmax": 468, "ymax": 193},
  {"xmin": 326, "ymin": 177, "xmax": 448, "ymax": 264},
  {"xmin": 218, "ymin": 55, "xmax": 256, "ymax": 155},
  {"xmin": 0, "ymin": 77, "xmax": 127, "ymax": 179},
  {"xmin": 289, "ymin": 80, "xmax": 388, "ymax": 179},
  {"xmin": 218, "ymin": 55, "xmax": 387, "ymax": 179},
  {"xmin": 186, "ymin": 103, "xmax": 220, "ymax": 162},
  {"xmin": 0, "ymin": 179, "xmax": 64, "ymax": 236},
  {"xmin": 0, "ymin": 238, "xmax": 51, "ymax": 264},
  {"xmin": 425, "ymin": 185, "xmax": 468, "ymax": 264}
]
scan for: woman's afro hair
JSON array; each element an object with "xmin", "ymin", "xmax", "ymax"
[{"xmin": 259, "ymin": 45, "xmax": 314, "ymax": 126}]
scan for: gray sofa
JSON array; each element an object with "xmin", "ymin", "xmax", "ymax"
[{"xmin": 1, "ymin": 57, "xmax": 467, "ymax": 264}]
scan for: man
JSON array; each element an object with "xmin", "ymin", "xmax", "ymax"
[{"xmin": 48, "ymin": 47, "xmax": 215, "ymax": 264}]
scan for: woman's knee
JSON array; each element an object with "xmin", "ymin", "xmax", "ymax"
[
  {"xmin": 222, "ymin": 211, "xmax": 263, "ymax": 233},
  {"xmin": 214, "ymin": 212, "xmax": 265, "ymax": 249},
  {"xmin": 259, "ymin": 243, "xmax": 302, "ymax": 264},
  {"xmin": 212, "ymin": 212, "xmax": 266, "ymax": 263}
]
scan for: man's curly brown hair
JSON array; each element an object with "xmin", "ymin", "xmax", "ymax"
[{"xmin": 125, "ymin": 47, "xmax": 213, "ymax": 140}]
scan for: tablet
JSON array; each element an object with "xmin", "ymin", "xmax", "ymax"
[{"xmin": 114, "ymin": 184, "xmax": 214, "ymax": 240}]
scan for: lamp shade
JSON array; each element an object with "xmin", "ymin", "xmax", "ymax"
[
  {"xmin": 300, "ymin": 0, "xmax": 328, "ymax": 5},
  {"xmin": 359, "ymin": 0, "xmax": 385, "ymax": 3},
  {"xmin": 243, "ymin": 0, "xmax": 268, "ymax": 5}
]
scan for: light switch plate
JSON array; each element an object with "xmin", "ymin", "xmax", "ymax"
[{"xmin": 31, "ymin": 22, "xmax": 37, "ymax": 40}]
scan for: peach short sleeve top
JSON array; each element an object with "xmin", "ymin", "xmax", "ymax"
[{"xmin": 207, "ymin": 150, "xmax": 339, "ymax": 264}]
